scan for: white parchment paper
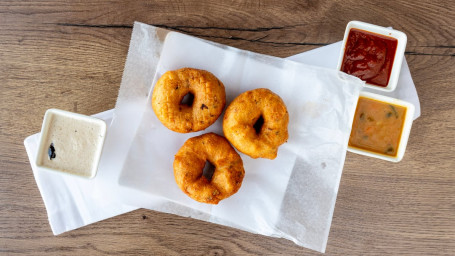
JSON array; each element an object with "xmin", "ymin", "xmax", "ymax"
[{"xmin": 110, "ymin": 22, "xmax": 364, "ymax": 252}]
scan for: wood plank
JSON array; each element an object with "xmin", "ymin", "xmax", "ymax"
[{"xmin": 0, "ymin": 0, "xmax": 454, "ymax": 255}]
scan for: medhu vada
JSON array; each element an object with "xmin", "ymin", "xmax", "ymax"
[
  {"xmin": 173, "ymin": 133, "xmax": 245, "ymax": 204},
  {"xmin": 152, "ymin": 68, "xmax": 226, "ymax": 133},
  {"xmin": 223, "ymin": 88, "xmax": 289, "ymax": 159}
]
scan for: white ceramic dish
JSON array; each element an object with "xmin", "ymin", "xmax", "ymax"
[
  {"xmin": 337, "ymin": 21, "xmax": 407, "ymax": 92},
  {"xmin": 348, "ymin": 91, "xmax": 415, "ymax": 162},
  {"xmin": 35, "ymin": 109, "xmax": 107, "ymax": 179}
]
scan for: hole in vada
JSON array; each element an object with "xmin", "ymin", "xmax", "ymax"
[
  {"xmin": 202, "ymin": 160, "xmax": 216, "ymax": 181},
  {"xmin": 253, "ymin": 115, "xmax": 264, "ymax": 135},
  {"xmin": 180, "ymin": 92, "xmax": 195, "ymax": 107}
]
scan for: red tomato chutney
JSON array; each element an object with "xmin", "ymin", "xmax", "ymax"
[
  {"xmin": 349, "ymin": 97, "xmax": 406, "ymax": 156},
  {"xmin": 341, "ymin": 28, "xmax": 398, "ymax": 87}
]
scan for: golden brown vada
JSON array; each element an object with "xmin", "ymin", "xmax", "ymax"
[
  {"xmin": 173, "ymin": 133, "xmax": 245, "ymax": 204},
  {"xmin": 152, "ymin": 68, "xmax": 226, "ymax": 133},
  {"xmin": 223, "ymin": 88, "xmax": 289, "ymax": 159}
]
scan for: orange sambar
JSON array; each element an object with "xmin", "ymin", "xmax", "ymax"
[{"xmin": 349, "ymin": 97, "xmax": 406, "ymax": 156}]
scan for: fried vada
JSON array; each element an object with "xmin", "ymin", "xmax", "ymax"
[
  {"xmin": 152, "ymin": 68, "xmax": 226, "ymax": 133},
  {"xmin": 173, "ymin": 133, "xmax": 245, "ymax": 204},
  {"xmin": 223, "ymin": 88, "xmax": 289, "ymax": 159}
]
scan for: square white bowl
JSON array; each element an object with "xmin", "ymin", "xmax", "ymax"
[
  {"xmin": 35, "ymin": 109, "xmax": 107, "ymax": 179},
  {"xmin": 337, "ymin": 21, "xmax": 407, "ymax": 92},
  {"xmin": 347, "ymin": 92, "xmax": 415, "ymax": 162}
]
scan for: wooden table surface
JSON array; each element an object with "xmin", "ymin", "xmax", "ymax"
[{"xmin": 1, "ymin": 1, "xmax": 454, "ymax": 255}]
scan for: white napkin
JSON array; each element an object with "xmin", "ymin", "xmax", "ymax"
[
  {"xmin": 24, "ymin": 110, "xmax": 137, "ymax": 235},
  {"xmin": 288, "ymin": 42, "xmax": 421, "ymax": 119},
  {"xmin": 24, "ymin": 37, "xmax": 420, "ymax": 236}
]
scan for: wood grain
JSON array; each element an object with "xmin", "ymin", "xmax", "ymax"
[{"xmin": 1, "ymin": 0, "xmax": 454, "ymax": 255}]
